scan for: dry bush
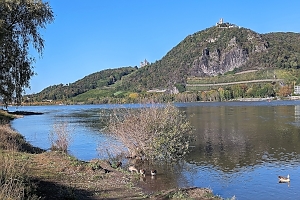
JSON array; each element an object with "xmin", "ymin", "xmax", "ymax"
[
  {"xmin": 0, "ymin": 153, "xmax": 25, "ymax": 199},
  {"xmin": 97, "ymin": 137, "xmax": 127, "ymax": 160},
  {"xmin": 49, "ymin": 121, "xmax": 72, "ymax": 152},
  {"xmin": 0, "ymin": 125, "xmax": 19, "ymax": 151},
  {"xmin": 0, "ymin": 152, "xmax": 39, "ymax": 200},
  {"xmin": 101, "ymin": 103, "xmax": 193, "ymax": 161}
]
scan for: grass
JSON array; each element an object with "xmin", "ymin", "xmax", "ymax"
[
  {"xmin": 72, "ymin": 88, "xmax": 115, "ymax": 102},
  {"xmin": 0, "ymin": 151, "xmax": 39, "ymax": 200},
  {"xmin": 0, "ymin": 109, "xmax": 16, "ymax": 124}
]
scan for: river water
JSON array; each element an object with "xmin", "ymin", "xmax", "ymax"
[{"xmin": 9, "ymin": 101, "xmax": 300, "ymax": 200}]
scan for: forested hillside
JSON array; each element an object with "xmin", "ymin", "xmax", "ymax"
[
  {"xmin": 260, "ymin": 32, "xmax": 300, "ymax": 68},
  {"xmin": 31, "ymin": 67, "xmax": 137, "ymax": 101}
]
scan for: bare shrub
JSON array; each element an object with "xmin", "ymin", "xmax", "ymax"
[
  {"xmin": 97, "ymin": 137, "xmax": 127, "ymax": 160},
  {"xmin": 101, "ymin": 103, "xmax": 193, "ymax": 161},
  {"xmin": 49, "ymin": 121, "xmax": 72, "ymax": 152}
]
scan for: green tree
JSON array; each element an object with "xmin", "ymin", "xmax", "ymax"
[
  {"xmin": 261, "ymin": 83, "xmax": 275, "ymax": 97},
  {"xmin": 218, "ymin": 87, "xmax": 225, "ymax": 101},
  {"xmin": 224, "ymin": 87, "xmax": 233, "ymax": 100},
  {"xmin": 0, "ymin": 0, "xmax": 54, "ymax": 106}
]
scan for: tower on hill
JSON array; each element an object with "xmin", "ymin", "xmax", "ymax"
[{"xmin": 216, "ymin": 18, "xmax": 223, "ymax": 26}]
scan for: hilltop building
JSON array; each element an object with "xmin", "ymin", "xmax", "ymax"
[
  {"xmin": 216, "ymin": 18, "xmax": 223, "ymax": 26},
  {"xmin": 216, "ymin": 18, "xmax": 238, "ymax": 28},
  {"xmin": 140, "ymin": 59, "xmax": 149, "ymax": 67}
]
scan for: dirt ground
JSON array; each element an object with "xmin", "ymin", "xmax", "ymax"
[{"xmin": 26, "ymin": 151, "xmax": 145, "ymax": 199}]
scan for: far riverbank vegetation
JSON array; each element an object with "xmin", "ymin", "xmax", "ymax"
[{"xmin": 20, "ymin": 69, "xmax": 300, "ymax": 106}]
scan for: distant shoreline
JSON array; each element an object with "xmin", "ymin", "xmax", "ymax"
[
  {"xmin": 4, "ymin": 96, "xmax": 300, "ymax": 107},
  {"xmin": 236, "ymin": 97, "xmax": 273, "ymax": 101},
  {"xmin": 236, "ymin": 96, "xmax": 300, "ymax": 101}
]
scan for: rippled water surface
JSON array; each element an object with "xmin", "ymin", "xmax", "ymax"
[{"xmin": 9, "ymin": 101, "xmax": 300, "ymax": 200}]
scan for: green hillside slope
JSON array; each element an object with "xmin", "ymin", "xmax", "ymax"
[{"xmin": 30, "ymin": 66, "xmax": 137, "ymax": 101}]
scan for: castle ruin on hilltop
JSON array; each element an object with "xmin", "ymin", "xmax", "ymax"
[
  {"xmin": 140, "ymin": 59, "xmax": 149, "ymax": 67},
  {"xmin": 216, "ymin": 18, "xmax": 239, "ymax": 28}
]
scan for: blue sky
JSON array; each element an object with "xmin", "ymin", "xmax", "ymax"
[{"xmin": 27, "ymin": 0, "xmax": 300, "ymax": 94}]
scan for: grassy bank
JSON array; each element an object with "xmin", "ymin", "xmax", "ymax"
[{"xmin": 0, "ymin": 110, "xmax": 224, "ymax": 199}]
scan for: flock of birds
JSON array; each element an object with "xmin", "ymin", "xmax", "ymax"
[
  {"xmin": 114, "ymin": 162, "xmax": 289, "ymax": 184},
  {"xmin": 128, "ymin": 165, "xmax": 157, "ymax": 177},
  {"xmin": 108, "ymin": 161, "xmax": 157, "ymax": 177}
]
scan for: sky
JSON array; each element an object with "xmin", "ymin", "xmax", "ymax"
[{"xmin": 26, "ymin": 0, "xmax": 300, "ymax": 94}]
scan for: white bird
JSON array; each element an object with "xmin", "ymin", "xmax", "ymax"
[
  {"xmin": 278, "ymin": 174, "xmax": 290, "ymax": 183},
  {"xmin": 151, "ymin": 169, "xmax": 157, "ymax": 176},
  {"xmin": 139, "ymin": 169, "xmax": 146, "ymax": 176},
  {"xmin": 128, "ymin": 166, "xmax": 138, "ymax": 173}
]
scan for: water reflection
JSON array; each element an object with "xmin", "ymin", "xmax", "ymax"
[
  {"xmin": 182, "ymin": 105, "xmax": 300, "ymax": 173},
  {"xmin": 294, "ymin": 105, "xmax": 300, "ymax": 123},
  {"xmin": 136, "ymin": 161, "xmax": 190, "ymax": 193}
]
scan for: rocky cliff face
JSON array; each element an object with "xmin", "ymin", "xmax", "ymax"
[
  {"xmin": 189, "ymin": 33, "xmax": 268, "ymax": 77},
  {"xmin": 189, "ymin": 46, "xmax": 248, "ymax": 76}
]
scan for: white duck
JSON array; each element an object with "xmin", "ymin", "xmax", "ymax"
[{"xmin": 278, "ymin": 174, "xmax": 290, "ymax": 183}]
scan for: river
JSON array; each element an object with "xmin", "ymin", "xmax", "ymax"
[{"xmin": 9, "ymin": 101, "xmax": 300, "ymax": 199}]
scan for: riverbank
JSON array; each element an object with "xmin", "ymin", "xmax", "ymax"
[{"xmin": 0, "ymin": 111, "xmax": 223, "ymax": 199}]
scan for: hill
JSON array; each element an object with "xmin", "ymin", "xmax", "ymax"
[
  {"xmin": 117, "ymin": 23, "xmax": 300, "ymax": 91},
  {"xmin": 27, "ymin": 22, "xmax": 300, "ymax": 103},
  {"xmin": 30, "ymin": 66, "xmax": 137, "ymax": 102}
]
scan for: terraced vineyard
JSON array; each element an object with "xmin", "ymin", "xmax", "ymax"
[{"xmin": 186, "ymin": 69, "xmax": 294, "ymax": 91}]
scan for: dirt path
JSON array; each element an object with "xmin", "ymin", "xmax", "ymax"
[
  {"xmin": 186, "ymin": 79, "xmax": 283, "ymax": 87},
  {"xmin": 27, "ymin": 151, "xmax": 146, "ymax": 199}
]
